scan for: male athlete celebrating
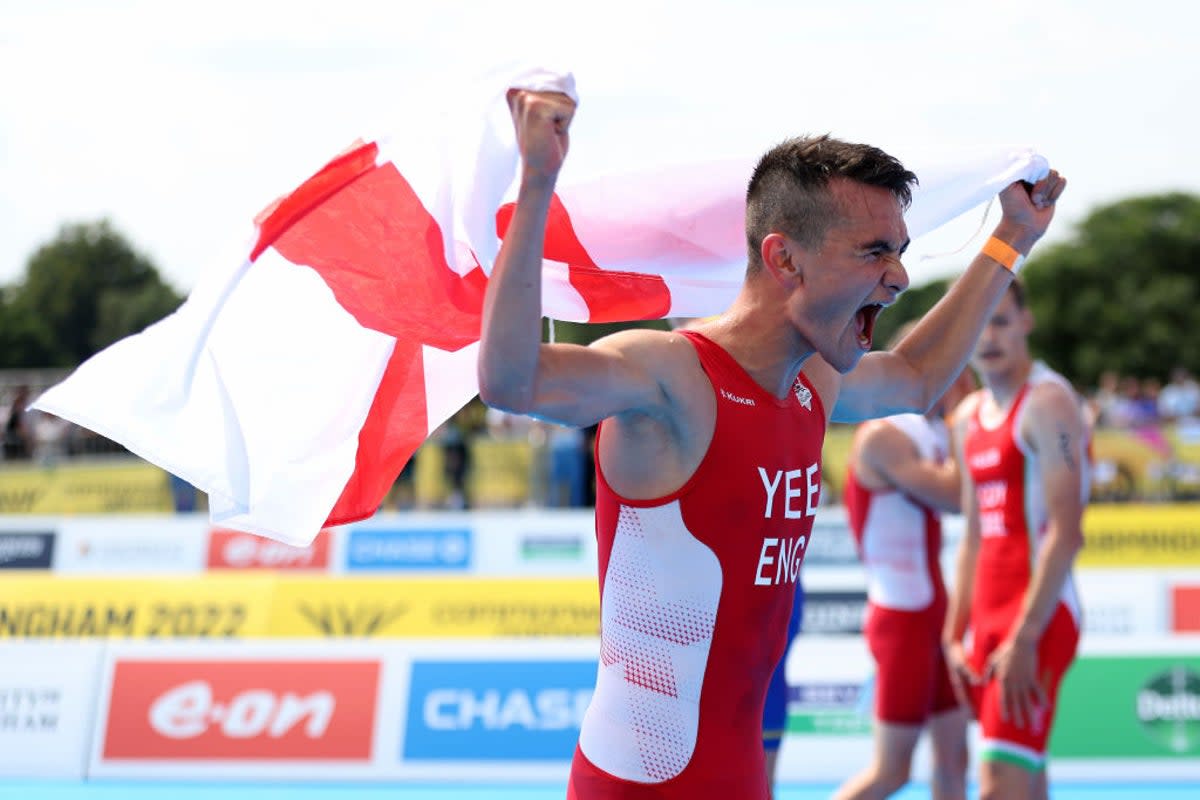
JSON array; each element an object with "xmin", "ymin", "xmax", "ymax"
[
  {"xmin": 479, "ymin": 88, "xmax": 1065, "ymax": 798},
  {"xmin": 944, "ymin": 281, "xmax": 1087, "ymax": 799}
]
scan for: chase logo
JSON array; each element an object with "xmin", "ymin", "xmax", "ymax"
[
  {"xmin": 346, "ymin": 528, "xmax": 471, "ymax": 571},
  {"xmin": 403, "ymin": 660, "xmax": 595, "ymax": 760}
]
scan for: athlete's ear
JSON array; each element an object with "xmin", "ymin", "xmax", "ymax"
[{"xmin": 761, "ymin": 233, "xmax": 806, "ymax": 286}]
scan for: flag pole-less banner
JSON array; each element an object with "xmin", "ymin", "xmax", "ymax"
[{"xmin": 33, "ymin": 67, "xmax": 1048, "ymax": 545}]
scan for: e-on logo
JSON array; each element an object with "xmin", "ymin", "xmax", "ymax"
[{"xmin": 1137, "ymin": 666, "xmax": 1200, "ymax": 754}]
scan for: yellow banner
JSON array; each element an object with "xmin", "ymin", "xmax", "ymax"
[
  {"xmin": 0, "ymin": 462, "xmax": 174, "ymax": 513},
  {"xmin": 0, "ymin": 576, "xmax": 599, "ymax": 638},
  {"xmin": 267, "ymin": 576, "xmax": 599, "ymax": 637},
  {"xmin": 1080, "ymin": 504, "xmax": 1200, "ymax": 566},
  {"xmin": 0, "ymin": 576, "xmax": 275, "ymax": 638}
]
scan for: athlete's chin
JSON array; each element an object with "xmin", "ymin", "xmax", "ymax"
[{"xmin": 825, "ymin": 347, "xmax": 866, "ymax": 375}]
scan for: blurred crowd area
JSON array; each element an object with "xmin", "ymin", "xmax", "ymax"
[{"xmin": 3, "ymin": 366, "xmax": 1199, "ymax": 509}]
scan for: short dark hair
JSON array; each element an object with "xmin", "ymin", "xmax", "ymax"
[{"xmin": 745, "ymin": 135, "xmax": 917, "ymax": 271}]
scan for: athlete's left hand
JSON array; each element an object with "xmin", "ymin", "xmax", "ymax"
[{"xmin": 985, "ymin": 636, "xmax": 1048, "ymax": 730}]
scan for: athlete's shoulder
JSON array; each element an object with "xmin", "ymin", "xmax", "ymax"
[{"xmin": 1023, "ymin": 379, "xmax": 1087, "ymax": 428}]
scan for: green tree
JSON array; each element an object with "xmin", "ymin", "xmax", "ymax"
[
  {"xmin": 0, "ymin": 220, "xmax": 183, "ymax": 367},
  {"xmin": 1024, "ymin": 193, "xmax": 1200, "ymax": 386}
]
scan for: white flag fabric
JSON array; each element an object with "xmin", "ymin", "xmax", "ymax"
[{"xmin": 33, "ymin": 67, "xmax": 1048, "ymax": 545}]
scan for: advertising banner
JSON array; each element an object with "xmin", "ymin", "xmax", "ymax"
[
  {"xmin": 207, "ymin": 528, "xmax": 333, "ymax": 571},
  {"xmin": 801, "ymin": 591, "xmax": 868, "ymax": 636},
  {"xmin": 1051, "ymin": 651, "xmax": 1200, "ymax": 760},
  {"xmin": 1079, "ymin": 505, "xmax": 1200, "ymax": 567},
  {"xmin": 0, "ymin": 641, "xmax": 104, "ymax": 778},
  {"xmin": 359, "ymin": 510, "xmax": 599, "ymax": 577},
  {"xmin": 268, "ymin": 577, "xmax": 599, "ymax": 638},
  {"xmin": 344, "ymin": 526, "xmax": 472, "ymax": 572},
  {"xmin": 477, "ymin": 510, "xmax": 597, "ymax": 577},
  {"xmin": 101, "ymin": 659, "xmax": 379, "ymax": 760},
  {"xmin": 1172, "ymin": 585, "xmax": 1200, "ymax": 633},
  {"xmin": 91, "ymin": 641, "xmax": 391, "ymax": 779},
  {"xmin": 0, "ymin": 461, "xmax": 173, "ymax": 513},
  {"xmin": 802, "ymin": 508, "xmax": 861, "ymax": 567},
  {"xmin": 0, "ymin": 531, "xmax": 55, "ymax": 570},
  {"xmin": 1075, "ymin": 570, "xmax": 1168, "ymax": 636},
  {"xmin": 88, "ymin": 638, "xmax": 600, "ymax": 781},
  {"xmin": 0, "ymin": 575, "xmax": 598, "ymax": 639},
  {"xmin": 55, "ymin": 518, "xmax": 207, "ymax": 574},
  {"xmin": 0, "ymin": 576, "xmax": 274, "ymax": 638},
  {"xmin": 402, "ymin": 658, "xmax": 594, "ymax": 762}
]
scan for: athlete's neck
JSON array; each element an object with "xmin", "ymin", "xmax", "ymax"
[
  {"xmin": 696, "ymin": 306, "xmax": 815, "ymax": 402},
  {"xmin": 983, "ymin": 358, "xmax": 1034, "ymax": 411}
]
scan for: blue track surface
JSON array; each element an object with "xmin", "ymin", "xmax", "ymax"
[{"xmin": 6, "ymin": 782, "xmax": 1200, "ymax": 799}]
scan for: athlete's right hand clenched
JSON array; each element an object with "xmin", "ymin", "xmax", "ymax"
[{"xmin": 507, "ymin": 89, "xmax": 576, "ymax": 183}]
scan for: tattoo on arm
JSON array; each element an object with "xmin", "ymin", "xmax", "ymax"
[{"xmin": 1057, "ymin": 425, "xmax": 1077, "ymax": 471}]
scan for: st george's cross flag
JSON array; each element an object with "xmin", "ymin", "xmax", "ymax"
[{"xmin": 33, "ymin": 67, "xmax": 1049, "ymax": 545}]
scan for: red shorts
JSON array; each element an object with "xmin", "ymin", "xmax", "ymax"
[
  {"xmin": 865, "ymin": 602, "xmax": 959, "ymax": 725},
  {"xmin": 967, "ymin": 603, "xmax": 1080, "ymax": 769}
]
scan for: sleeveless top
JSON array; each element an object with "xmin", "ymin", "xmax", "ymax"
[
  {"xmin": 574, "ymin": 330, "xmax": 826, "ymax": 797},
  {"xmin": 845, "ymin": 414, "xmax": 948, "ymax": 612},
  {"xmin": 962, "ymin": 362, "xmax": 1084, "ymax": 633}
]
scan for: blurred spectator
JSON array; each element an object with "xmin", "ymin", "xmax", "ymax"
[
  {"xmin": 582, "ymin": 424, "xmax": 599, "ymax": 506},
  {"xmin": 1107, "ymin": 375, "xmax": 1150, "ymax": 429},
  {"xmin": 545, "ymin": 423, "xmax": 588, "ymax": 507},
  {"xmin": 2, "ymin": 385, "xmax": 33, "ymax": 460},
  {"xmin": 1090, "ymin": 370, "xmax": 1122, "ymax": 428},
  {"xmin": 1137, "ymin": 378, "xmax": 1163, "ymax": 425},
  {"xmin": 169, "ymin": 472, "xmax": 198, "ymax": 512},
  {"xmin": 29, "ymin": 409, "xmax": 70, "ymax": 465},
  {"xmin": 434, "ymin": 417, "xmax": 470, "ymax": 510},
  {"xmin": 1159, "ymin": 367, "xmax": 1200, "ymax": 422},
  {"xmin": 381, "ymin": 450, "xmax": 420, "ymax": 511},
  {"xmin": 485, "ymin": 406, "xmax": 534, "ymax": 441}
]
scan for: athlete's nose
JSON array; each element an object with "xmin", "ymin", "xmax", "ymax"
[{"xmin": 882, "ymin": 254, "xmax": 909, "ymax": 298}]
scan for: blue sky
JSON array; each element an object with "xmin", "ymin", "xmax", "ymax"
[{"xmin": 1, "ymin": 0, "xmax": 1196, "ymax": 292}]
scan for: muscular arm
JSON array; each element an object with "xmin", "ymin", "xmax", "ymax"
[
  {"xmin": 820, "ymin": 174, "xmax": 1066, "ymax": 423},
  {"xmin": 476, "ymin": 90, "xmax": 670, "ymax": 428},
  {"xmin": 1009, "ymin": 383, "xmax": 1087, "ymax": 645},
  {"xmin": 854, "ymin": 421, "xmax": 961, "ymax": 512}
]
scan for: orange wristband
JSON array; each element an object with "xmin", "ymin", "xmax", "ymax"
[{"xmin": 982, "ymin": 236, "xmax": 1025, "ymax": 274}]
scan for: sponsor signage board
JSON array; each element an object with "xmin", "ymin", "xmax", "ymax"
[
  {"xmin": 269, "ymin": 577, "xmax": 599, "ymax": 638},
  {"xmin": 0, "ymin": 531, "xmax": 54, "ymax": 570},
  {"xmin": 99, "ymin": 658, "xmax": 380, "ymax": 761},
  {"xmin": 0, "ymin": 462, "xmax": 173, "ymax": 513},
  {"xmin": 1078, "ymin": 505, "xmax": 1200, "ymax": 567},
  {"xmin": 802, "ymin": 591, "xmax": 867, "ymax": 636},
  {"xmin": 207, "ymin": 528, "xmax": 332, "ymax": 571},
  {"xmin": 403, "ymin": 659, "xmax": 594, "ymax": 761},
  {"xmin": 1051, "ymin": 651, "xmax": 1200, "ymax": 759},
  {"xmin": 0, "ymin": 575, "xmax": 598, "ymax": 639},
  {"xmin": 0, "ymin": 576, "xmax": 274, "ymax": 638},
  {"xmin": 1076, "ymin": 570, "xmax": 1168, "ymax": 636},
  {"xmin": 1173, "ymin": 586, "xmax": 1200, "ymax": 633},
  {"xmin": 345, "ymin": 528, "xmax": 471, "ymax": 571},
  {"xmin": 56, "ymin": 519, "xmax": 206, "ymax": 573},
  {"xmin": 802, "ymin": 509, "xmax": 861, "ymax": 567},
  {"xmin": 0, "ymin": 641, "xmax": 105, "ymax": 777}
]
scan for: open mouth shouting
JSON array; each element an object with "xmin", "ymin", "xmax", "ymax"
[{"xmin": 855, "ymin": 303, "xmax": 883, "ymax": 350}]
